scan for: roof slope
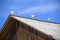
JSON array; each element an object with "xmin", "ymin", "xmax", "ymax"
[{"xmin": 11, "ymin": 16, "xmax": 60, "ymax": 40}]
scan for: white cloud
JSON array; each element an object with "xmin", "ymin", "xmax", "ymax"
[{"xmin": 19, "ymin": 3, "xmax": 58, "ymax": 14}]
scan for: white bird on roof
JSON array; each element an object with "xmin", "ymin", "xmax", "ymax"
[
  {"xmin": 10, "ymin": 10, "xmax": 17, "ymax": 15},
  {"xmin": 48, "ymin": 18, "xmax": 52, "ymax": 21},
  {"xmin": 32, "ymin": 14, "xmax": 35, "ymax": 19}
]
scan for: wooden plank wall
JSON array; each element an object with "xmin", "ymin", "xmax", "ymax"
[
  {"xmin": 17, "ymin": 21, "xmax": 55, "ymax": 40},
  {"xmin": 6, "ymin": 19, "xmax": 20, "ymax": 40},
  {"xmin": 0, "ymin": 17, "xmax": 55, "ymax": 40},
  {"xmin": 0, "ymin": 17, "xmax": 20, "ymax": 40}
]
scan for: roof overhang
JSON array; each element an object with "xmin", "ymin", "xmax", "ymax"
[{"xmin": 0, "ymin": 15, "xmax": 60, "ymax": 40}]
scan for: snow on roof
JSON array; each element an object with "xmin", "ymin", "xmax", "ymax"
[{"xmin": 11, "ymin": 16, "xmax": 60, "ymax": 40}]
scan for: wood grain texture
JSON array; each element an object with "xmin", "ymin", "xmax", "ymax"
[{"xmin": 0, "ymin": 17, "xmax": 55, "ymax": 40}]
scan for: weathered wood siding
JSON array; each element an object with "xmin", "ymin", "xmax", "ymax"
[
  {"xmin": 0, "ymin": 17, "xmax": 55, "ymax": 40},
  {"xmin": 16, "ymin": 22, "xmax": 55, "ymax": 40}
]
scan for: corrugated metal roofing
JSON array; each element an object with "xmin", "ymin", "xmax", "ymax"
[{"xmin": 11, "ymin": 16, "xmax": 60, "ymax": 40}]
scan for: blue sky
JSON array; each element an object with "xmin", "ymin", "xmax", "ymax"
[{"xmin": 0, "ymin": 0, "xmax": 60, "ymax": 29}]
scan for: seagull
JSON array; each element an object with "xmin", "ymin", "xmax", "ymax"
[
  {"xmin": 48, "ymin": 18, "xmax": 52, "ymax": 21},
  {"xmin": 32, "ymin": 14, "xmax": 35, "ymax": 19},
  {"xmin": 10, "ymin": 10, "xmax": 17, "ymax": 15}
]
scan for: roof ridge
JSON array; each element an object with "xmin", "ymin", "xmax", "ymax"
[{"xmin": 10, "ymin": 15, "xmax": 60, "ymax": 24}]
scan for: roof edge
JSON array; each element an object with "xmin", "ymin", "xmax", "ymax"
[
  {"xmin": 10, "ymin": 15, "xmax": 60, "ymax": 24},
  {"xmin": 0, "ymin": 15, "xmax": 11, "ymax": 33}
]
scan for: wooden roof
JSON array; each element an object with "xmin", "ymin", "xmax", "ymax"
[
  {"xmin": 11, "ymin": 15, "xmax": 60, "ymax": 40},
  {"xmin": 0, "ymin": 15, "xmax": 60, "ymax": 40}
]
